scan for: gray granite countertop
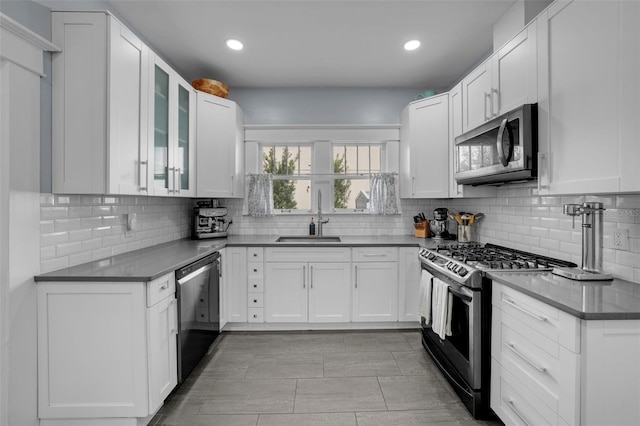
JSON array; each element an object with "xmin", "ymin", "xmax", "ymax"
[
  {"xmin": 488, "ymin": 270, "xmax": 640, "ymax": 320},
  {"xmin": 35, "ymin": 235, "xmax": 433, "ymax": 282}
]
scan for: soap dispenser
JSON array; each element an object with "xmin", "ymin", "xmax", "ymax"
[{"xmin": 309, "ymin": 218, "xmax": 316, "ymax": 236}]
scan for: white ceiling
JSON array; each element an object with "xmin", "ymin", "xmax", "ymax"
[{"xmin": 64, "ymin": 0, "xmax": 520, "ymax": 89}]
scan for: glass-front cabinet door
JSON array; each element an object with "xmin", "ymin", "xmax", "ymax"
[
  {"xmin": 153, "ymin": 63, "xmax": 170, "ymax": 194},
  {"xmin": 149, "ymin": 54, "xmax": 195, "ymax": 196},
  {"xmin": 175, "ymin": 78, "xmax": 195, "ymax": 196}
]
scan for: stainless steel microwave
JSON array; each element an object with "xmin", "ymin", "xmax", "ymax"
[{"xmin": 454, "ymin": 104, "xmax": 537, "ymax": 185}]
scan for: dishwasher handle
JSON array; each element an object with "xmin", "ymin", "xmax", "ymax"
[{"xmin": 177, "ymin": 262, "xmax": 213, "ymax": 285}]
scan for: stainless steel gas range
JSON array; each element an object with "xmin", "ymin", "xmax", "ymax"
[{"xmin": 418, "ymin": 243, "xmax": 576, "ymax": 419}]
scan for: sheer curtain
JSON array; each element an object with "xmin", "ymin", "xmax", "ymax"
[
  {"xmin": 247, "ymin": 174, "xmax": 274, "ymax": 217},
  {"xmin": 368, "ymin": 173, "xmax": 400, "ymax": 215}
]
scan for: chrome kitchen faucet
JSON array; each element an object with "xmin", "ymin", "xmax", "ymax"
[
  {"xmin": 317, "ymin": 189, "xmax": 329, "ymax": 236},
  {"xmin": 553, "ymin": 202, "xmax": 613, "ymax": 281}
]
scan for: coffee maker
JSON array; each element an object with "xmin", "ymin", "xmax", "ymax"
[
  {"xmin": 192, "ymin": 207, "xmax": 232, "ymax": 239},
  {"xmin": 429, "ymin": 207, "xmax": 451, "ymax": 239}
]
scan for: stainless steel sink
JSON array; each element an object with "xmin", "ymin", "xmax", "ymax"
[{"xmin": 276, "ymin": 236, "xmax": 341, "ymax": 243}]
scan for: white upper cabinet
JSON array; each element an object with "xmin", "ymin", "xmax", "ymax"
[
  {"xmin": 400, "ymin": 94, "xmax": 450, "ymax": 198},
  {"xmin": 196, "ymin": 92, "xmax": 245, "ymax": 198},
  {"xmin": 149, "ymin": 55, "xmax": 196, "ymax": 197},
  {"xmin": 536, "ymin": 0, "xmax": 640, "ymax": 194},
  {"xmin": 461, "ymin": 22, "xmax": 537, "ymax": 134},
  {"xmin": 448, "ymin": 83, "xmax": 496, "ymax": 198},
  {"xmin": 52, "ymin": 12, "xmax": 150, "ymax": 195}
]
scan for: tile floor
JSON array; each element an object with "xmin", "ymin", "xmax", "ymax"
[{"xmin": 151, "ymin": 330, "xmax": 503, "ymax": 426}]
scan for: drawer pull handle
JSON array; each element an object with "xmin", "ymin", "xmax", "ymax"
[
  {"xmin": 504, "ymin": 342, "xmax": 547, "ymax": 373},
  {"xmin": 503, "ymin": 398, "xmax": 531, "ymax": 426},
  {"xmin": 362, "ymin": 253, "xmax": 386, "ymax": 257},
  {"xmin": 503, "ymin": 297, "xmax": 547, "ymax": 322},
  {"xmin": 159, "ymin": 284, "xmax": 168, "ymax": 291}
]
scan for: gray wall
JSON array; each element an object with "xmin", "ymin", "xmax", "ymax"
[{"xmin": 229, "ymin": 87, "xmax": 424, "ymax": 125}]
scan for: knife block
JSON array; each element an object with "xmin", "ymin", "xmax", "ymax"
[{"xmin": 414, "ymin": 221, "xmax": 428, "ymax": 238}]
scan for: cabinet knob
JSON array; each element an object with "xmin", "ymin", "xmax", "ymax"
[
  {"xmin": 253, "ymin": 314, "xmax": 258, "ymax": 318},
  {"xmin": 253, "ymin": 268, "xmax": 258, "ymax": 272},
  {"xmin": 253, "ymin": 284, "xmax": 257, "ymax": 288},
  {"xmin": 253, "ymin": 253, "xmax": 257, "ymax": 257},
  {"xmin": 253, "ymin": 299, "xmax": 257, "ymax": 303}
]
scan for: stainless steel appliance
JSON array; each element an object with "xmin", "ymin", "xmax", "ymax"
[
  {"xmin": 418, "ymin": 243, "xmax": 576, "ymax": 419},
  {"xmin": 192, "ymin": 207, "xmax": 232, "ymax": 239},
  {"xmin": 553, "ymin": 202, "xmax": 613, "ymax": 280},
  {"xmin": 428, "ymin": 207, "xmax": 451, "ymax": 239},
  {"xmin": 455, "ymin": 104, "xmax": 537, "ymax": 185},
  {"xmin": 175, "ymin": 253, "xmax": 221, "ymax": 383}
]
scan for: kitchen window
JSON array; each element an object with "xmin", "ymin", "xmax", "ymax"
[{"xmin": 245, "ymin": 126, "xmax": 400, "ymax": 215}]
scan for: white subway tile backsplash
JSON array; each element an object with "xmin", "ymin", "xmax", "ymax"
[
  {"xmin": 41, "ymin": 231, "xmax": 68, "ymax": 247},
  {"xmin": 41, "ymin": 206, "xmax": 68, "ymax": 219},
  {"xmin": 56, "ymin": 241, "xmax": 82, "ymax": 257}
]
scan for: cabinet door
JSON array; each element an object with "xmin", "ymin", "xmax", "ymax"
[
  {"xmin": 52, "ymin": 12, "xmax": 108, "ymax": 194},
  {"xmin": 400, "ymin": 95, "xmax": 450, "ymax": 198},
  {"xmin": 264, "ymin": 262, "xmax": 308, "ymax": 322},
  {"xmin": 537, "ymin": 0, "xmax": 640, "ymax": 194},
  {"xmin": 308, "ymin": 263, "xmax": 350, "ymax": 323},
  {"xmin": 196, "ymin": 93, "xmax": 236, "ymax": 197},
  {"xmin": 150, "ymin": 58, "xmax": 172, "ymax": 196},
  {"xmin": 491, "ymin": 24, "xmax": 537, "ymax": 116},
  {"xmin": 174, "ymin": 77, "xmax": 196, "ymax": 197},
  {"xmin": 398, "ymin": 247, "xmax": 420, "ymax": 322},
  {"xmin": 352, "ymin": 262, "xmax": 399, "ymax": 322},
  {"xmin": 108, "ymin": 17, "xmax": 149, "ymax": 195},
  {"xmin": 224, "ymin": 247, "xmax": 247, "ymax": 323},
  {"xmin": 462, "ymin": 61, "xmax": 492, "ymax": 133},
  {"xmin": 147, "ymin": 295, "xmax": 177, "ymax": 413},
  {"xmin": 37, "ymin": 282, "xmax": 147, "ymax": 418}
]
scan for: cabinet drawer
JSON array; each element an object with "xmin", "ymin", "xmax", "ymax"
[
  {"xmin": 248, "ymin": 278, "xmax": 264, "ymax": 292},
  {"xmin": 493, "ymin": 308, "xmax": 561, "ymax": 412},
  {"xmin": 248, "ymin": 247, "xmax": 264, "ymax": 262},
  {"xmin": 352, "ymin": 247, "xmax": 398, "ymax": 262},
  {"xmin": 147, "ymin": 273, "xmax": 176, "ymax": 307},
  {"xmin": 248, "ymin": 292, "xmax": 264, "ymax": 308},
  {"xmin": 266, "ymin": 247, "xmax": 351, "ymax": 262},
  {"xmin": 491, "ymin": 359, "xmax": 558, "ymax": 426},
  {"xmin": 247, "ymin": 262, "xmax": 263, "ymax": 277},
  {"xmin": 248, "ymin": 308, "xmax": 264, "ymax": 323}
]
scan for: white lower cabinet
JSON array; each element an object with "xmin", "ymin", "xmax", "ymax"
[
  {"xmin": 37, "ymin": 273, "xmax": 177, "ymax": 425},
  {"xmin": 491, "ymin": 282, "xmax": 640, "ymax": 426},
  {"xmin": 398, "ymin": 247, "xmax": 421, "ymax": 322},
  {"xmin": 264, "ymin": 247, "xmax": 351, "ymax": 323},
  {"xmin": 352, "ymin": 247, "xmax": 399, "ymax": 322},
  {"xmin": 224, "ymin": 247, "xmax": 248, "ymax": 323}
]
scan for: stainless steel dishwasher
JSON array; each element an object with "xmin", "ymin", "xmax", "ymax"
[{"xmin": 175, "ymin": 252, "xmax": 220, "ymax": 383}]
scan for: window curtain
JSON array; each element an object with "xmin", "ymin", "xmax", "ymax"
[
  {"xmin": 368, "ymin": 173, "xmax": 400, "ymax": 215},
  {"xmin": 247, "ymin": 174, "xmax": 274, "ymax": 217}
]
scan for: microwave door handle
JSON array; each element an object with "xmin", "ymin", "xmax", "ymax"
[{"xmin": 496, "ymin": 117, "xmax": 514, "ymax": 167}]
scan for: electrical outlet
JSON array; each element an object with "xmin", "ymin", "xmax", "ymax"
[{"xmin": 613, "ymin": 229, "xmax": 630, "ymax": 250}]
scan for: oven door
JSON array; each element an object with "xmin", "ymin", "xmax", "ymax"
[
  {"xmin": 454, "ymin": 103, "xmax": 537, "ymax": 185},
  {"xmin": 422, "ymin": 276, "xmax": 482, "ymax": 390}
]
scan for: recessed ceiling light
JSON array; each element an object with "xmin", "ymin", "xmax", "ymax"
[
  {"xmin": 404, "ymin": 40, "xmax": 421, "ymax": 51},
  {"xmin": 226, "ymin": 39, "xmax": 243, "ymax": 51}
]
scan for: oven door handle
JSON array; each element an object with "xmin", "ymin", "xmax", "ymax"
[{"xmin": 447, "ymin": 286, "xmax": 473, "ymax": 303}]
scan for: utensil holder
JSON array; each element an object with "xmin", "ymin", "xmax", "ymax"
[
  {"xmin": 414, "ymin": 221, "xmax": 428, "ymax": 238},
  {"xmin": 457, "ymin": 225, "xmax": 472, "ymax": 243}
]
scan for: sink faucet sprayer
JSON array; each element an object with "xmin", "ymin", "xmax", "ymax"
[
  {"xmin": 552, "ymin": 202, "xmax": 613, "ymax": 281},
  {"xmin": 316, "ymin": 189, "xmax": 329, "ymax": 236}
]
